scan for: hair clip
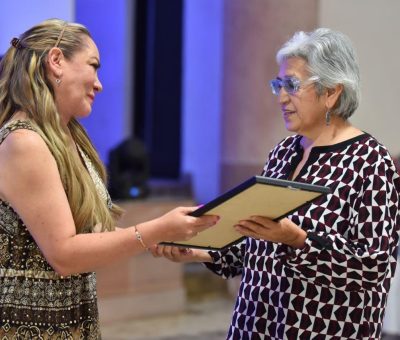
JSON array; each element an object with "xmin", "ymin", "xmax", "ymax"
[{"xmin": 10, "ymin": 37, "xmax": 22, "ymax": 49}]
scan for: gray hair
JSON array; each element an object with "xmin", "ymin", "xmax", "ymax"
[{"xmin": 276, "ymin": 28, "xmax": 360, "ymax": 119}]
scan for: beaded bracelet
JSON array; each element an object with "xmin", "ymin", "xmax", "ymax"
[{"xmin": 134, "ymin": 225, "xmax": 148, "ymax": 250}]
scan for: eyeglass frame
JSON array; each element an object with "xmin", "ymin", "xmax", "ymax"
[{"xmin": 269, "ymin": 75, "xmax": 320, "ymax": 96}]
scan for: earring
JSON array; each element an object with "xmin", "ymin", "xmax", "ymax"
[
  {"xmin": 325, "ymin": 110, "xmax": 331, "ymax": 126},
  {"xmin": 55, "ymin": 78, "xmax": 61, "ymax": 86}
]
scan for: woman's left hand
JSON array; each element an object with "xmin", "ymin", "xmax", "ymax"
[{"xmin": 235, "ymin": 216, "xmax": 307, "ymax": 249}]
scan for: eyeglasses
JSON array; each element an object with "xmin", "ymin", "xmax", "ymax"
[{"xmin": 269, "ymin": 76, "xmax": 319, "ymax": 96}]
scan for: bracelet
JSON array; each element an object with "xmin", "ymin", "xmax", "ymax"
[{"xmin": 134, "ymin": 225, "xmax": 148, "ymax": 250}]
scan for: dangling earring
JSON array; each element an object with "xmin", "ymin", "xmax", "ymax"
[
  {"xmin": 55, "ymin": 78, "xmax": 61, "ymax": 86},
  {"xmin": 325, "ymin": 110, "xmax": 331, "ymax": 126}
]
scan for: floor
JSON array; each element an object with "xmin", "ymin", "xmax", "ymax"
[
  {"xmin": 100, "ymin": 263, "xmax": 400, "ymax": 340},
  {"xmin": 101, "ymin": 263, "xmax": 234, "ymax": 340},
  {"xmin": 101, "ymin": 297, "xmax": 233, "ymax": 340},
  {"xmin": 101, "ymin": 295, "xmax": 400, "ymax": 340}
]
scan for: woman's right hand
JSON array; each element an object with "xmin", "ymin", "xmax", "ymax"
[
  {"xmin": 150, "ymin": 244, "xmax": 212, "ymax": 263},
  {"xmin": 148, "ymin": 207, "xmax": 219, "ymax": 243}
]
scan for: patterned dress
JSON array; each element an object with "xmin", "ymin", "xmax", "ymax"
[
  {"xmin": 206, "ymin": 134, "xmax": 400, "ymax": 339},
  {"xmin": 0, "ymin": 121, "xmax": 109, "ymax": 339}
]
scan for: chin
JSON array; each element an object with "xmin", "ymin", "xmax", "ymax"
[
  {"xmin": 74, "ymin": 111, "xmax": 91, "ymax": 120},
  {"xmin": 285, "ymin": 123, "xmax": 299, "ymax": 133},
  {"xmin": 78, "ymin": 106, "xmax": 93, "ymax": 118}
]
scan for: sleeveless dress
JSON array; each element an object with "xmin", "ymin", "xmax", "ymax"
[{"xmin": 0, "ymin": 120, "xmax": 110, "ymax": 339}]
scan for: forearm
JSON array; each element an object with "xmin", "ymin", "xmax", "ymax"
[
  {"xmin": 46, "ymin": 220, "xmax": 167, "ymax": 276},
  {"xmin": 47, "ymin": 227, "xmax": 140, "ymax": 276},
  {"xmin": 281, "ymin": 230, "xmax": 397, "ymax": 291},
  {"xmin": 192, "ymin": 249, "xmax": 213, "ymax": 263}
]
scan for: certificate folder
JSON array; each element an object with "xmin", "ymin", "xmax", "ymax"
[{"xmin": 162, "ymin": 176, "xmax": 330, "ymax": 250}]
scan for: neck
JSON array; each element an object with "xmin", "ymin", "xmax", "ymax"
[{"xmin": 300, "ymin": 116, "xmax": 361, "ymax": 150}]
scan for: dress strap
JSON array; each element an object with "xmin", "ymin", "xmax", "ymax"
[
  {"xmin": 77, "ymin": 145, "xmax": 113, "ymax": 209},
  {"xmin": 0, "ymin": 120, "xmax": 36, "ymax": 145}
]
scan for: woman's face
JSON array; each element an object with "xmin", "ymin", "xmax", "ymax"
[
  {"xmin": 54, "ymin": 36, "xmax": 102, "ymax": 123},
  {"xmin": 277, "ymin": 57, "xmax": 327, "ymax": 137}
]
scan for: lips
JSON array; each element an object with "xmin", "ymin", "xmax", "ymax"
[{"xmin": 283, "ymin": 110, "xmax": 295, "ymax": 117}]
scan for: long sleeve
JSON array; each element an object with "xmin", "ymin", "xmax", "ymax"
[
  {"xmin": 204, "ymin": 239, "xmax": 246, "ymax": 279},
  {"xmin": 277, "ymin": 147, "xmax": 400, "ymax": 292}
]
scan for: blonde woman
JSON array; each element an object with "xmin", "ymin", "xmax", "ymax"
[{"xmin": 0, "ymin": 19, "xmax": 218, "ymax": 338}]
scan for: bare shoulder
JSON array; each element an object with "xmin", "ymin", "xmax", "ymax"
[
  {"xmin": 0, "ymin": 128, "xmax": 59, "ymax": 200},
  {"xmin": 0, "ymin": 128, "xmax": 53, "ymax": 164}
]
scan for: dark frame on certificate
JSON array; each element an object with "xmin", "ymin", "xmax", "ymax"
[{"xmin": 161, "ymin": 176, "xmax": 331, "ymax": 250}]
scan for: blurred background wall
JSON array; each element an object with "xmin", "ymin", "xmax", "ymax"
[{"xmin": 1, "ymin": 0, "xmax": 399, "ymax": 203}]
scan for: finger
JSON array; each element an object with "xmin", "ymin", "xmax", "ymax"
[
  {"xmin": 155, "ymin": 245, "xmax": 171, "ymax": 259},
  {"xmin": 148, "ymin": 245, "xmax": 161, "ymax": 257},
  {"xmin": 170, "ymin": 246, "xmax": 182, "ymax": 259},
  {"xmin": 179, "ymin": 206, "xmax": 219, "ymax": 221},
  {"xmin": 179, "ymin": 206, "xmax": 200, "ymax": 214},
  {"xmin": 236, "ymin": 218, "xmax": 267, "ymax": 234},
  {"xmin": 249, "ymin": 215, "xmax": 275, "ymax": 226},
  {"xmin": 179, "ymin": 248, "xmax": 192, "ymax": 256},
  {"xmin": 235, "ymin": 224, "xmax": 261, "ymax": 240},
  {"xmin": 194, "ymin": 215, "xmax": 220, "ymax": 228},
  {"xmin": 238, "ymin": 219, "xmax": 264, "ymax": 233},
  {"xmin": 194, "ymin": 222, "xmax": 216, "ymax": 233},
  {"xmin": 168, "ymin": 246, "xmax": 191, "ymax": 262},
  {"xmin": 153, "ymin": 244, "xmax": 167, "ymax": 257}
]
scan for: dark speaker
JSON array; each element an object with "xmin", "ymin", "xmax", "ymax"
[{"xmin": 108, "ymin": 137, "xmax": 150, "ymax": 200}]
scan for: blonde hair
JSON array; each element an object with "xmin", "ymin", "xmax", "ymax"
[{"xmin": 0, "ymin": 18, "xmax": 122, "ymax": 233}]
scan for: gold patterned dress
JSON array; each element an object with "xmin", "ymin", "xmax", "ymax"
[{"xmin": 0, "ymin": 121, "xmax": 107, "ymax": 339}]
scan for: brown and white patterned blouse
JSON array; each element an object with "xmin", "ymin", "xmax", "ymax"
[{"xmin": 206, "ymin": 133, "xmax": 400, "ymax": 339}]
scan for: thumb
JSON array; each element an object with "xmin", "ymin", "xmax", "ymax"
[{"xmin": 179, "ymin": 206, "xmax": 202, "ymax": 215}]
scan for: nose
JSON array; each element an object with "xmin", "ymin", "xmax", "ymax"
[
  {"xmin": 94, "ymin": 75, "xmax": 103, "ymax": 92},
  {"xmin": 278, "ymin": 87, "xmax": 290, "ymax": 105}
]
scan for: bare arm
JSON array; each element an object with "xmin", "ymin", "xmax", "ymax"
[{"xmin": 0, "ymin": 130, "xmax": 218, "ymax": 276}]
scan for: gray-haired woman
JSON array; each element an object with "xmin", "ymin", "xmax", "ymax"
[{"xmin": 154, "ymin": 28, "xmax": 400, "ymax": 339}]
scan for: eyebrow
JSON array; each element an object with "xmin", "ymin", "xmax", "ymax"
[
  {"xmin": 91, "ymin": 57, "xmax": 101, "ymax": 68},
  {"xmin": 277, "ymin": 75, "xmax": 298, "ymax": 80}
]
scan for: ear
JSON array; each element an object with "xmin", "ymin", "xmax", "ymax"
[
  {"xmin": 47, "ymin": 47, "xmax": 65, "ymax": 77},
  {"xmin": 325, "ymin": 84, "xmax": 343, "ymax": 110}
]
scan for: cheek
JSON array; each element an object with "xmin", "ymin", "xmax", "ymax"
[{"xmin": 297, "ymin": 98, "xmax": 322, "ymax": 119}]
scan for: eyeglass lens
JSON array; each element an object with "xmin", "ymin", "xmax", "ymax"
[{"xmin": 270, "ymin": 77, "xmax": 300, "ymax": 96}]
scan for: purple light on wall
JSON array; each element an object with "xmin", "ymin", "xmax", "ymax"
[
  {"xmin": 181, "ymin": 0, "xmax": 224, "ymax": 202},
  {"xmin": 75, "ymin": 0, "xmax": 131, "ymax": 164}
]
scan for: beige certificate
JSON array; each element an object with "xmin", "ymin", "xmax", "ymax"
[{"xmin": 161, "ymin": 176, "xmax": 330, "ymax": 250}]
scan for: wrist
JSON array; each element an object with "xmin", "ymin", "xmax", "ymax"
[
  {"xmin": 194, "ymin": 249, "xmax": 213, "ymax": 263},
  {"xmin": 281, "ymin": 218, "xmax": 306, "ymax": 249},
  {"xmin": 133, "ymin": 225, "xmax": 148, "ymax": 250},
  {"xmin": 132, "ymin": 222, "xmax": 161, "ymax": 249},
  {"xmin": 288, "ymin": 229, "xmax": 307, "ymax": 249}
]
